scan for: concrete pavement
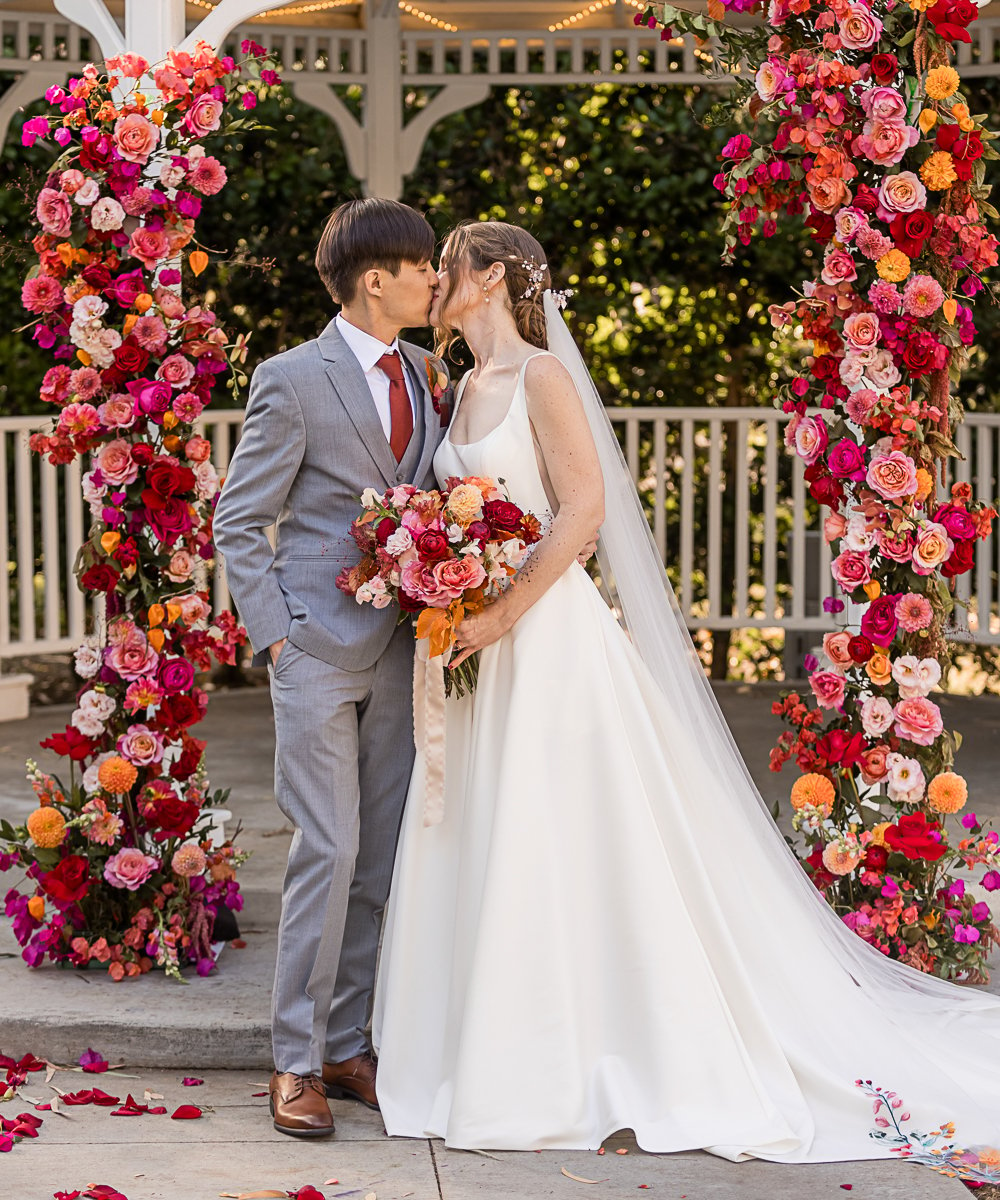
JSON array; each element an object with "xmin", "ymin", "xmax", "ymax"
[{"xmin": 0, "ymin": 683, "xmax": 996, "ymax": 1198}]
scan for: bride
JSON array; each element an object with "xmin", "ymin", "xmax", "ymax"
[{"xmin": 371, "ymin": 219, "xmax": 1000, "ymax": 1161}]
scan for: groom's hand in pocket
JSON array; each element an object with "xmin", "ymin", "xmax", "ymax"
[{"xmin": 269, "ymin": 638, "xmax": 287, "ymax": 667}]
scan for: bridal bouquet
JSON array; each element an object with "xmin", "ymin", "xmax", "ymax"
[{"xmin": 337, "ymin": 477, "xmax": 543, "ymax": 696}]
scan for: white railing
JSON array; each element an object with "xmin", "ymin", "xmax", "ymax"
[{"xmin": 3, "ymin": 406, "xmax": 998, "ymax": 661}]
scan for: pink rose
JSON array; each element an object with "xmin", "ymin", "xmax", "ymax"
[
  {"xmin": 104, "ymin": 847, "xmax": 159, "ymax": 891},
  {"xmin": 400, "ymin": 560, "xmax": 462, "ymax": 608},
  {"xmin": 106, "ymin": 636, "xmax": 159, "ymax": 682},
  {"xmin": 842, "ymin": 311, "xmax": 881, "ymax": 352},
  {"xmin": 821, "ymin": 248, "xmax": 858, "ymax": 286},
  {"xmin": 911, "ymin": 522, "xmax": 954, "ymax": 574},
  {"xmin": 878, "ymin": 172, "xmax": 927, "ymax": 215},
  {"xmin": 182, "ymin": 95, "xmax": 224, "ymax": 139},
  {"xmin": 866, "ymin": 450, "xmax": 918, "ymax": 501},
  {"xmin": 834, "ymin": 207, "xmax": 867, "ymax": 242},
  {"xmin": 166, "ymin": 550, "xmax": 195, "ymax": 583},
  {"xmin": 184, "ymin": 436, "xmax": 212, "ymax": 463},
  {"xmin": 857, "ymin": 120, "xmax": 918, "ymax": 167},
  {"xmin": 117, "ymin": 723, "xmax": 165, "ymax": 767},
  {"xmin": 860, "ymin": 744, "xmax": 890, "ymax": 785},
  {"xmin": 98, "ymin": 394, "xmax": 137, "ymax": 430},
  {"xmin": 433, "ymin": 556, "xmax": 487, "ymax": 593},
  {"xmin": 932, "ymin": 502, "xmax": 976, "ymax": 541},
  {"xmin": 129, "ymin": 227, "xmax": 172, "ymax": 269},
  {"xmin": 157, "ymin": 354, "xmax": 196, "ymax": 389},
  {"xmin": 822, "ymin": 631, "xmax": 853, "ymax": 671},
  {"xmin": 831, "ymin": 549, "xmax": 872, "ymax": 591},
  {"xmin": 113, "ymin": 113, "xmax": 159, "ymax": 163},
  {"xmin": 173, "ymin": 593, "xmax": 211, "ymax": 626},
  {"xmin": 755, "ymin": 60, "xmax": 788, "ymax": 103},
  {"xmin": 89, "ymin": 196, "xmax": 126, "ymax": 231},
  {"xmin": 59, "ymin": 169, "xmax": 85, "ymax": 196},
  {"xmin": 838, "ymin": 4, "xmax": 883, "ymax": 48},
  {"xmin": 97, "ymin": 439, "xmax": 138, "ymax": 487},
  {"xmin": 860, "ymin": 87, "xmax": 909, "ymax": 124},
  {"xmin": 786, "ymin": 414, "xmax": 828, "ymax": 465},
  {"xmin": 824, "ymin": 512, "xmax": 848, "ymax": 544},
  {"xmin": 877, "ymin": 527, "xmax": 916, "ymax": 563},
  {"xmin": 159, "ymin": 657, "xmax": 195, "ymax": 696},
  {"xmin": 810, "ymin": 670, "xmax": 847, "ymax": 710},
  {"xmin": 893, "ymin": 696, "xmax": 944, "ymax": 746},
  {"xmin": 861, "ymin": 696, "xmax": 895, "ymax": 736},
  {"xmin": 36, "ymin": 187, "xmax": 72, "ymax": 236},
  {"xmin": 827, "ymin": 439, "xmax": 867, "ymax": 480}
]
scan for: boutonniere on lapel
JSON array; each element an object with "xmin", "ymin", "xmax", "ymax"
[{"xmin": 425, "ymin": 355, "xmax": 451, "ymax": 428}]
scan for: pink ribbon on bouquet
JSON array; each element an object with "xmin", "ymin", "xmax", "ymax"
[{"xmin": 412, "ymin": 639, "xmax": 448, "ymax": 826}]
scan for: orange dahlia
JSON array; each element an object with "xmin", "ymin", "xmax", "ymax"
[
  {"xmin": 920, "ymin": 151, "xmax": 958, "ymax": 191},
  {"xmin": 925, "ymin": 66, "xmax": 960, "ymax": 101},
  {"xmin": 790, "ymin": 773, "xmax": 835, "ymax": 815},
  {"xmin": 876, "ymin": 250, "xmax": 911, "ymax": 283},
  {"xmin": 914, "ymin": 468, "xmax": 934, "ymax": 503},
  {"xmin": 26, "ymin": 806, "xmax": 66, "ymax": 848},
  {"xmin": 98, "ymin": 755, "xmax": 138, "ymax": 794},
  {"xmin": 822, "ymin": 839, "xmax": 861, "ymax": 876},
  {"xmin": 171, "ymin": 843, "xmax": 207, "ymax": 878},
  {"xmin": 927, "ymin": 771, "xmax": 968, "ymax": 814}
]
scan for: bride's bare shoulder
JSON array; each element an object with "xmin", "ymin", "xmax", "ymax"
[{"xmin": 522, "ymin": 351, "xmax": 577, "ymax": 403}]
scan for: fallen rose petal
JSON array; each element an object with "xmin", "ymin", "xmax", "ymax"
[
  {"xmin": 170, "ymin": 1105, "xmax": 202, "ymax": 1120},
  {"xmin": 83, "ymin": 1188, "xmax": 129, "ymax": 1200},
  {"xmin": 559, "ymin": 1169, "xmax": 608, "ymax": 1184},
  {"xmin": 0, "ymin": 1133, "xmax": 14, "ymax": 1152},
  {"xmin": 231, "ymin": 938, "xmax": 247, "ymax": 948},
  {"xmin": 79, "ymin": 1049, "xmax": 110, "ymax": 1074},
  {"xmin": 616, "ymin": 1147, "xmax": 629, "ymax": 1155},
  {"xmin": 841, "ymin": 1188, "xmax": 854, "ymax": 1192},
  {"xmin": 182, "ymin": 1077, "xmax": 204, "ymax": 1086},
  {"xmin": 53, "ymin": 1191, "xmax": 83, "ymax": 1199},
  {"xmin": 292, "ymin": 1188, "xmax": 326, "ymax": 1200},
  {"xmin": 251, "ymin": 1091, "xmax": 268, "ymax": 1097}
]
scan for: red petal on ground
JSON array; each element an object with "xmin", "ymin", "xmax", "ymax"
[
  {"xmin": 170, "ymin": 1105, "xmax": 202, "ymax": 1120},
  {"xmin": 181, "ymin": 1077, "xmax": 204, "ymax": 1086}
]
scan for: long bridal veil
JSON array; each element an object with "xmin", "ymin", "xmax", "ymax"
[{"xmin": 542, "ymin": 289, "xmax": 1000, "ymax": 1025}]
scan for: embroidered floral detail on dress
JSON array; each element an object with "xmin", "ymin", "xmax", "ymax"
[{"xmin": 857, "ymin": 1080, "xmax": 1000, "ymax": 1185}]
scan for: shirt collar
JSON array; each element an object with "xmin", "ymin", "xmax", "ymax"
[{"xmin": 335, "ymin": 312, "xmax": 401, "ymax": 374}]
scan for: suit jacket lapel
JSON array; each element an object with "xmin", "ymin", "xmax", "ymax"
[
  {"xmin": 399, "ymin": 341, "xmax": 444, "ymax": 485},
  {"xmin": 317, "ymin": 320, "xmax": 398, "ymax": 486}
]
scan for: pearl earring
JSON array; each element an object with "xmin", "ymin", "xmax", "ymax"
[{"xmin": 483, "ymin": 285, "xmax": 490, "ymax": 304}]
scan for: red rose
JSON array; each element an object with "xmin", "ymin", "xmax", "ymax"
[
  {"xmin": 416, "ymin": 530, "xmax": 450, "ymax": 562},
  {"xmin": 142, "ymin": 493, "xmax": 194, "ymax": 545},
  {"xmin": 141, "ymin": 792, "xmax": 200, "ymax": 843},
  {"xmin": 170, "ymin": 735, "xmax": 206, "ymax": 782},
  {"xmin": 870, "ymin": 53, "xmax": 898, "ymax": 83},
  {"xmin": 863, "ymin": 844, "xmax": 889, "ymax": 871},
  {"xmin": 847, "ymin": 635, "xmax": 874, "ymax": 663},
  {"xmin": 113, "ymin": 341, "xmax": 150, "ymax": 376},
  {"xmin": 79, "ymin": 133, "xmax": 114, "ymax": 172},
  {"xmin": 40, "ymin": 724, "xmax": 99, "ymax": 761},
  {"xmin": 483, "ymin": 499, "xmax": 524, "ymax": 536},
  {"xmin": 398, "ymin": 588, "xmax": 423, "ymax": 613},
  {"xmin": 374, "ymin": 517, "xmax": 396, "ymax": 546},
  {"xmin": 81, "ymin": 263, "xmax": 113, "ymax": 291},
  {"xmin": 884, "ymin": 813, "xmax": 948, "ymax": 862},
  {"xmin": 158, "ymin": 692, "xmax": 205, "ymax": 730},
  {"xmin": 942, "ymin": 539, "xmax": 975, "ymax": 578},
  {"xmin": 805, "ymin": 209, "xmax": 836, "ymax": 243},
  {"xmin": 902, "ymin": 334, "xmax": 945, "ymax": 377},
  {"xmin": 146, "ymin": 458, "xmax": 195, "ymax": 499},
  {"xmin": 815, "ymin": 728, "xmax": 866, "ymax": 768},
  {"xmin": 40, "ymin": 854, "xmax": 93, "ymax": 905},
  {"xmin": 113, "ymin": 537, "xmax": 139, "ymax": 569},
  {"xmin": 466, "ymin": 520, "xmax": 490, "ymax": 545},
  {"xmin": 804, "ymin": 464, "xmax": 844, "ymax": 509},
  {"xmin": 811, "ymin": 355, "xmax": 840, "ymax": 382},
  {"xmin": 131, "ymin": 442, "xmax": 155, "ymax": 466},
  {"xmin": 932, "ymin": 502, "xmax": 977, "ymax": 541},
  {"xmin": 889, "ymin": 212, "xmax": 933, "ymax": 258},
  {"xmin": 80, "ymin": 563, "xmax": 119, "ymax": 593}
]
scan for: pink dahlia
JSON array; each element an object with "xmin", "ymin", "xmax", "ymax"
[
  {"xmin": 868, "ymin": 280, "xmax": 901, "ymax": 314},
  {"xmin": 895, "ymin": 592, "xmax": 933, "ymax": 632},
  {"xmin": 21, "ymin": 274, "xmax": 64, "ymax": 314},
  {"xmin": 187, "ymin": 155, "xmax": 228, "ymax": 196},
  {"xmin": 856, "ymin": 226, "xmax": 892, "ymax": 261},
  {"xmin": 902, "ymin": 274, "xmax": 945, "ymax": 318}
]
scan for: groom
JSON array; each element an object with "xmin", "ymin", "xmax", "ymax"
[{"xmin": 213, "ymin": 198, "xmax": 448, "ymax": 1138}]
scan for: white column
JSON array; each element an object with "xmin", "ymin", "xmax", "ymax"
[
  {"xmin": 364, "ymin": 0, "xmax": 403, "ymax": 199},
  {"xmin": 125, "ymin": 0, "xmax": 185, "ymax": 65}
]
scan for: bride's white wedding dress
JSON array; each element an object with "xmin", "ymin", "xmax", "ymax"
[{"xmin": 372, "ymin": 338, "xmax": 1000, "ymax": 1161}]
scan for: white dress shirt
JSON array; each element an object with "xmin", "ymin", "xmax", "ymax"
[{"xmin": 335, "ymin": 313, "xmax": 417, "ymax": 441}]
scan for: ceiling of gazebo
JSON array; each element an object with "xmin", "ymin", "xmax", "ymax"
[{"xmin": 4, "ymin": 0, "xmax": 667, "ymax": 33}]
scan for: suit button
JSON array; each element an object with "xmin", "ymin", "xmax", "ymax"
[{"xmin": 395, "ymin": 471, "xmax": 406, "ymax": 482}]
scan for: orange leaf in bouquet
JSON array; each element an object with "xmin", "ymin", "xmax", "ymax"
[{"xmin": 416, "ymin": 608, "xmax": 453, "ymax": 658}]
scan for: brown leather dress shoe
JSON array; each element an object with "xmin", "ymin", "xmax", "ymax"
[
  {"xmin": 269, "ymin": 1071, "xmax": 335, "ymax": 1137},
  {"xmin": 322, "ymin": 1052, "xmax": 379, "ymax": 1111}
]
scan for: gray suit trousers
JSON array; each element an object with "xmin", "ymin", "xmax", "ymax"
[{"xmin": 269, "ymin": 622, "xmax": 416, "ymax": 1074}]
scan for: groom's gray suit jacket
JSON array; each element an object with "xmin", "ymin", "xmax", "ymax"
[{"xmin": 214, "ymin": 319, "xmax": 445, "ymax": 669}]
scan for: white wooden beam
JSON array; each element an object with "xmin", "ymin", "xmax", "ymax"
[{"xmin": 53, "ymin": 0, "xmax": 124, "ymax": 59}]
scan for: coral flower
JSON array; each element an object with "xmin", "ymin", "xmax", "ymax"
[
  {"xmin": 790, "ymin": 773, "xmax": 835, "ymax": 815},
  {"xmin": 927, "ymin": 771, "xmax": 968, "ymax": 814},
  {"xmin": 171, "ymin": 843, "xmax": 207, "ymax": 878},
  {"xmin": 895, "ymin": 592, "xmax": 933, "ymax": 632},
  {"xmin": 902, "ymin": 274, "xmax": 945, "ymax": 317},
  {"xmin": 920, "ymin": 151, "xmax": 958, "ymax": 190},
  {"xmin": 27, "ymin": 806, "xmax": 67, "ymax": 848},
  {"xmin": 925, "ymin": 66, "xmax": 960, "ymax": 100},
  {"xmin": 876, "ymin": 250, "xmax": 911, "ymax": 283},
  {"xmin": 98, "ymin": 755, "xmax": 139, "ymax": 794},
  {"xmin": 822, "ymin": 837, "xmax": 862, "ymax": 876}
]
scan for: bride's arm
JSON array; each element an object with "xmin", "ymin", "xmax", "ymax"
[{"xmin": 450, "ymin": 354, "xmax": 604, "ymax": 668}]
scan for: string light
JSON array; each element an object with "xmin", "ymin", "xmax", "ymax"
[
  {"xmin": 398, "ymin": 3, "xmax": 458, "ymax": 31},
  {"xmin": 187, "ymin": 0, "xmax": 356, "ymax": 15},
  {"xmin": 548, "ymin": 0, "xmax": 646, "ymax": 33}
]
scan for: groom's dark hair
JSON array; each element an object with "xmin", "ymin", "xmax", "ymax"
[{"xmin": 316, "ymin": 198, "xmax": 435, "ymax": 305}]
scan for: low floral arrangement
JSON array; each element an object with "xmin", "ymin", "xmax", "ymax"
[
  {"xmin": 627, "ymin": 0, "xmax": 999, "ymax": 979},
  {"xmin": 337, "ymin": 477, "xmax": 543, "ymax": 696},
  {"xmin": 2, "ymin": 40, "xmax": 282, "ymax": 979}
]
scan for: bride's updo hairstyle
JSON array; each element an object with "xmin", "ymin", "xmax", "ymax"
[{"xmin": 435, "ymin": 221, "xmax": 551, "ymax": 360}]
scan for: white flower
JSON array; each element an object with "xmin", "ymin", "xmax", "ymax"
[
  {"xmin": 73, "ymin": 294, "xmax": 108, "ymax": 323},
  {"xmin": 500, "ymin": 537, "xmax": 526, "ymax": 567},
  {"xmin": 447, "ymin": 523, "xmax": 464, "ymax": 543},
  {"xmin": 892, "ymin": 654, "xmax": 942, "ymax": 699},
  {"xmin": 74, "ymin": 178, "xmax": 100, "ymax": 205},
  {"xmin": 89, "ymin": 196, "xmax": 125, "ymax": 231},
  {"xmin": 885, "ymin": 752, "xmax": 926, "ymax": 804},
  {"xmin": 71, "ymin": 708, "xmax": 106, "ymax": 738},
  {"xmin": 844, "ymin": 515, "xmax": 877, "ymax": 553},
  {"xmin": 860, "ymin": 695, "xmax": 894, "ymax": 737},
  {"xmin": 186, "ymin": 144, "xmax": 206, "ymax": 164},
  {"xmin": 159, "ymin": 160, "xmax": 187, "ymax": 189},
  {"xmin": 361, "ymin": 487, "xmax": 382, "ymax": 508},
  {"xmin": 355, "ymin": 583, "xmax": 374, "ymax": 604},
  {"xmin": 82, "ymin": 470, "xmax": 107, "ymax": 504},
  {"xmin": 866, "ymin": 349, "xmax": 901, "ymax": 390},
  {"xmin": 192, "ymin": 459, "xmax": 218, "ymax": 500},
  {"xmin": 385, "ymin": 527, "xmax": 413, "ymax": 557},
  {"xmin": 79, "ymin": 688, "xmax": 117, "ymax": 722},
  {"xmin": 73, "ymin": 641, "xmax": 102, "ymax": 679}
]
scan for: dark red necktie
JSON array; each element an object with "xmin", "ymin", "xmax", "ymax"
[{"xmin": 376, "ymin": 351, "xmax": 413, "ymax": 462}]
